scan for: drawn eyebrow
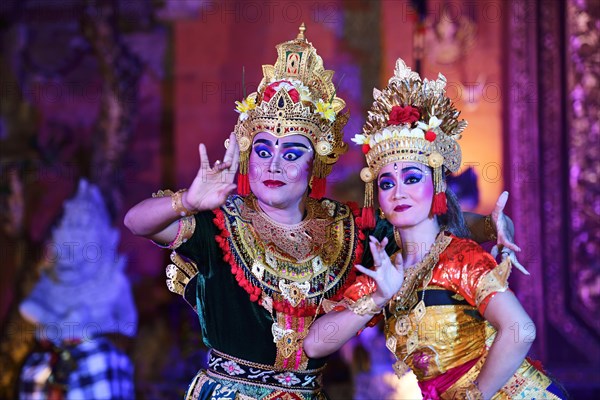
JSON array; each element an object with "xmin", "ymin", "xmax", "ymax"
[
  {"xmin": 253, "ymin": 139, "xmax": 310, "ymax": 150},
  {"xmin": 378, "ymin": 166, "xmax": 424, "ymax": 181},
  {"xmin": 401, "ymin": 166, "xmax": 424, "ymax": 173},
  {"xmin": 253, "ymin": 139, "xmax": 272, "ymax": 147},
  {"xmin": 282, "ymin": 142, "xmax": 310, "ymax": 150}
]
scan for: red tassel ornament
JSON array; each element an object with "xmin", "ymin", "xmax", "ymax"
[
  {"xmin": 431, "ymin": 191, "xmax": 448, "ymax": 215},
  {"xmin": 361, "ymin": 206, "xmax": 376, "ymax": 230},
  {"xmin": 310, "ymin": 176, "xmax": 326, "ymax": 199},
  {"xmin": 237, "ymin": 172, "xmax": 250, "ymax": 196}
]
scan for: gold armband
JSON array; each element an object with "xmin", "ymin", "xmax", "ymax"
[
  {"xmin": 152, "ymin": 215, "xmax": 196, "ymax": 250},
  {"xmin": 475, "ymin": 257, "xmax": 512, "ymax": 308},
  {"xmin": 152, "ymin": 189, "xmax": 174, "ymax": 198},
  {"xmin": 348, "ymin": 295, "xmax": 383, "ymax": 316},
  {"xmin": 171, "ymin": 215, "xmax": 196, "ymax": 249}
]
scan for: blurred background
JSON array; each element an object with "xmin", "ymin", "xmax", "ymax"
[{"xmin": 0, "ymin": 0, "xmax": 598, "ymax": 398}]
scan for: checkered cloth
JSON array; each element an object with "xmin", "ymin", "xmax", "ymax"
[{"xmin": 19, "ymin": 336, "xmax": 134, "ymax": 400}]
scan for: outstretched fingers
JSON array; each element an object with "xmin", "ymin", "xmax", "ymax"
[
  {"xmin": 198, "ymin": 144, "xmax": 210, "ymax": 176},
  {"xmin": 370, "ymin": 236, "xmax": 391, "ymax": 268},
  {"xmin": 354, "ymin": 264, "xmax": 377, "ymax": 279},
  {"xmin": 369, "ymin": 237, "xmax": 383, "ymax": 267},
  {"xmin": 228, "ymin": 136, "xmax": 240, "ymax": 174},
  {"xmin": 500, "ymin": 238, "xmax": 521, "ymax": 253},
  {"xmin": 494, "ymin": 191, "xmax": 509, "ymax": 213},
  {"xmin": 222, "ymin": 133, "xmax": 237, "ymax": 165},
  {"xmin": 501, "ymin": 250, "xmax": 530, "ymax": 275},
  {"xmin": 393, "ymin": 252, "xmax": 404, "ymax": 272}
]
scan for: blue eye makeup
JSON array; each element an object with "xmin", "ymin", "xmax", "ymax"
[
  {"xmin": 253, "ymin": 138, "xmax": 310, "ymax": 162},
  {"xmin": 282, "ymin": 149, "xmax": 305, "ymax": 161},
  {"xmin": 402, "ymin": 171, "xmax": 424, "ymax": 184},
  {"xmin": 378, "ymin": 177, "xmax": 396, "ymax": 190},
  {"xmin": 254, "ymin": 145, "xmax": 272, "ymax": 158}
]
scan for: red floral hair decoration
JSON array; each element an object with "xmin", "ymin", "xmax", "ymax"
[{"xmin": 388, "ymin": 105, "xmax": 420, "ymax": 126}]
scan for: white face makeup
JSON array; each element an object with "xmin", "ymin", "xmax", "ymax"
[
  {"xmin": 377, "ymin": 161, "xmax": 435, "ymax": 230},
  {"xmin": 249, "ymin": 132, "xmax": 314, "ymax": 210}
]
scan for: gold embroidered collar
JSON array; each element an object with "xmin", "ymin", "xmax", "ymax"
[
  {"xmin": 240, "ymin": 194, "xmax": 333, "ymax": 263},
  {"xmin": 391, "ymin": 231, "xmax": 452, "ymax": 313}
]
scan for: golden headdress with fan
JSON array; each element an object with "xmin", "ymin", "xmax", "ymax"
[
  {"xmin": 353, "ymin": 58, "xmax": 467, "ymax": 228},
  {"xmin": 233, "ymin": 24, "xmax": 349, "ymax": 198}
]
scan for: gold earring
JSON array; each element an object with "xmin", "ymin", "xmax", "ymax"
[{"xmin": 379, "ymin": 208, "xmax": 386, "ymax": 220}]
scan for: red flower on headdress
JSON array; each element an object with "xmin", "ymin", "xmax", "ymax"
[
  {"xmin": 388, "ymin": 105, "xmax": 420, "ymax": 126},
  {"xmin": 262, "ymin": 80, "xmax": 300, "ymax": 103}
]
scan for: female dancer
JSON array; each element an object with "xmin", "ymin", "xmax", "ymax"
[{"xmin": 304, "ymin": 59, "xmax": 566, "ymax": 399}]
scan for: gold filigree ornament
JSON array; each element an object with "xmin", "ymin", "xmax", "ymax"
[
  {"xmin": 386, "ymin": 335, "xmax": 398, "ymax": 354},
  {"xmin": 428, "ymin": 151, "xmax": 444, "ymax": 168},
  {"xmin": 392, "ymin": 359, "xmax": 412, "ymax": 378},
  {"xmin": 271, "ymin": 324, "xmax": 305, "ymax": 359},
  {"xmin": 251, "ymin": 259, "xmax": 266, "ymax": 281},
  {"xmin": 406, "ymin": 330, "xmax": 420, "ymax": 355},
  {"xmin": 279, "ymin": 280, "xmax": 311, "ymax": 307},
  {"xmin": 261, "ymin": 293, "xmax": 274, "ymax": 314},
  {"xmin": 413, "ymin": 299, "xmax": 426, "ymax": 322},
  {"xmin": 395, "ymin": 315, "xmax": 411, "ymax": 336},
  {"xmin": 269, "ymin": 271, "xmax": 328, "ymax": 370},
  {"xmin": 311, "ymin": 255, "xmax": 326, "ymax": 275}
]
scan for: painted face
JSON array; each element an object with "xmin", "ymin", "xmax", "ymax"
[
  {"xmin": 249, "ymin": 132, "xmax": 314, "ymax": 210},
  {"xmin": 377, "ymin": 161, "xmax": 435, "ymax": 229}
]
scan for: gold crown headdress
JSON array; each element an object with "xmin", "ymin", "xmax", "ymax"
[
  {"xmin": 233, "ymin": 24, "xmax": 349, "ymax": 198},
  {"xmin": 353, "ymin": 58, "xmax": 467, "ymax": 228}
]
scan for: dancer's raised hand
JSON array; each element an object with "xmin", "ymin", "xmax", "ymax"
[
  {"xmin": 490, "ymin": 191, "xmax": 529, "ymax": 275},
  {"xmin": 354, "ymin": 236, "xmax": 405, "ymax": 307},
  {"xmin": 184, "ymin": 133, "xmax": 240, "ymax": 212}
]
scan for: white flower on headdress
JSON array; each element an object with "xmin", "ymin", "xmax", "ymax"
[
  {"xmin": 289, "ymin": 79, "xmax": 312, "ymax": 102},
  {"xmin": 398, "ymin": 127, "xmax": 425, "ymax": 139},
  {"xmin": 235, "ymin": 96, "xmax": 256, "ymax": 121},
  {"xmin": 351, "ymin": 134, "xmax": 369, "ymax": 145},
  {"xmin": 373, "ymin": 132, "xmax": 384, "ymax": 144},
  {"xmin": 410, "ymin": 127, "xmax": 425, "ymax": 137},
  {"xmin": 315, "ymin": 99, "xmax": 336, "ymax": 122},
  {"xmin": 382, "ymin": 128, "xmax": 393, "ymax": 140},
  {"xmin": 417, "ymin": 116, "xmax": 443, "ymax": 131}
]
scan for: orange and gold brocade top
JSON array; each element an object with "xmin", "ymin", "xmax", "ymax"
[
  {"xmin": 429, "ymin": 236, "xmax": 505, "ymax": 315},
  {"xmin": 385, "ymin": 236, "xmax": 510, "ymax": 381}
]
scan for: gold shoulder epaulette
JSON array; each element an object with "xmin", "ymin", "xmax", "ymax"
[
  {"xmin": 166, "ymin": 251, "xmax": 199, "ymax": 296},
  {"xmin": 475, "ymin": 257, "xmax": 512, "ymax": 308}
]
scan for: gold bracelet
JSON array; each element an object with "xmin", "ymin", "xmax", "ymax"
[
  {"xmin": 484, "ymin": 215, "xmax": 497, "ymax": 241},
  {"xmin": 348, "ymin": 295, "xmax": 383, "ymax": 316},
  {"xmin": 464, "ymin": 380, "xmax": 484, "ymax": 400},
  {"xmin": 172, "ymin": 189, "xmax": 195, "ymax": 217}
]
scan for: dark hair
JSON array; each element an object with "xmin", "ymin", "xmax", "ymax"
[{"xmin": 438, "ymin": 187, "xmax": 470, "ymax": 238}]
